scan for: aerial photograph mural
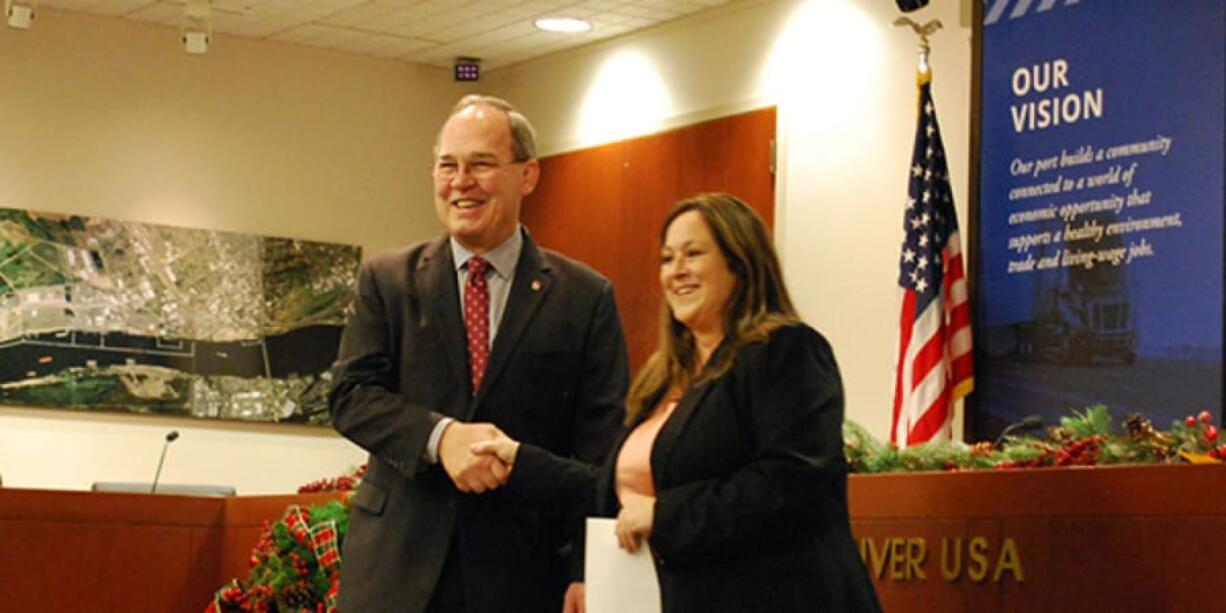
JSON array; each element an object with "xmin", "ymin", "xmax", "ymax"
[{"xmin": 0, "ymin": 207, "xmax": 359, "ymax": 424}]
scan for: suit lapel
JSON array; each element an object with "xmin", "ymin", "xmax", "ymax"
[
  {"xmin": 650, "ymin": 381, "xmax": 714, "ymax": 481},
  {"xmin": 468, "ymin": 230, "xmax": 552, "ymax": 417},
  {"xmin": 650, "ymin": 340, "xmax": 733, "ymax": 484},
  {"xmin": 418, "ymin": 238, "xmax": 472, "ymax": 405},
  {"xmin": 627, "ymin": 387, "xmax": 669, "ymax": 430}
]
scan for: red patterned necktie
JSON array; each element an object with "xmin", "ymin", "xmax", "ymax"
[{"xmin": 464, "ymin": 256, "xmax": 491, "ymax": 395}]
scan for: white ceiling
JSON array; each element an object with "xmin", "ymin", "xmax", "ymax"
[{"xmin": 38, "ymin": 0, "xmax": 734, "ymax": 71}]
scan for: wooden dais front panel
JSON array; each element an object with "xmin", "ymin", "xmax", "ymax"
[
  {"xmin": 3, "ymin": 466, "xmax": 1220, "ymax": 612},
  {"xmin": 848, "ymin": 465, "xmax": 1226, "ymax": 612},
  {"xmin": 0, "ymin": 489, "xmax": 339, "ymax": 612}
]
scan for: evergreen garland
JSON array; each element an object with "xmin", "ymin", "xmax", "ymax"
[{"xmin": 845, "ymin": 405, "xmax": 1226, "ymax": 473}]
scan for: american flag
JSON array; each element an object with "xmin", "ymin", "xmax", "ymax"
[{"xmin": 891, "ymin": 74, "xmax": 974, "ymax": 446}]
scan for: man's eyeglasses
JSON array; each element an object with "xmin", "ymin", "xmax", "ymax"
[{"xmin": 433, "ymin": 156, "xmax": 522, "ymax": 180}]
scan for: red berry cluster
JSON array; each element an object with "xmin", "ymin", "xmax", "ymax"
[
  {"xmin": 249, "ymin": 520, "xmax": 276, "ymax": 568},
  {"xmin": 254, "ymin": 521, "xmax": 274, "ymax": 548},
  {"xmin": 288, "ymin": 551, "xmax": 312, "ymax": 578},
  {"xmin": 994, "ymin": 435, "xmax": 1104, "ymax": 469},
  {"xmin": 1052, "ymin": 435, "xmax": 1104, "ymax": 466},
  {"xmin": 216, "ymin": 583, "xmax": 275, "ymax": 613},
  {"xmin": 1180, "ymin": 410, "xmax": 1225, "ymax": 457},
  {"xmin": 297, "ymin": 464, "xmax": 367, "ymax": 494},
  {"xmin": 297, "ymin": 475, "xmax": 357, "ymax": 494},
  {"xmin": 218, "ymin": 585, "xmax": 244, "ymax": 609}
]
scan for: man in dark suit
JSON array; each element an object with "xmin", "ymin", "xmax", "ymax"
[{"xmin": 328, "ymin": 95, "xmax": 629, "ymax": 613}]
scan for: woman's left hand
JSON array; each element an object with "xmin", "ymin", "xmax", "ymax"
[{"xmin": 615, "ymin": 493, "xmax": 656, "ymax": 553}]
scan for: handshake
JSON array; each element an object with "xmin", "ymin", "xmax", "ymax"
[{"xmin": 437, "ymin": 421, "xmax": 521, "ymax": 493}]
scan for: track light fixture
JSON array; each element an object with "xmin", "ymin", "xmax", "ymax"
[
  {"xmin": 4, "ymin": 0, "xmax": 35, "ymax": 30},
  {"xmin": 181, "ymin": 0, "xmax": 212, "ymax": 55}
]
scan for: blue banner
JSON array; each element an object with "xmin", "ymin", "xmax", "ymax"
[{"xmin": 975, "ymin": 0, "xmax": 1225, "ymax": 436}]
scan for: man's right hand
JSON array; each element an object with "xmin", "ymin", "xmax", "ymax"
[{"xmin": 438, "ymin": 421, "xmax": 509, "ymax": 493}]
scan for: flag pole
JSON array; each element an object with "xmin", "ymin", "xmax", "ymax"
[{"xmin": 889, "ymin": 15, "xmax": 973, "ymax": 446}]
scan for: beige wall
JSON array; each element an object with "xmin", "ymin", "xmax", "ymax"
[
  {"xmin": 0, "ymin": 9, "xmax": 463, "ymax": 493},
  {"xmin": 0, "ymin": 8, "xmax": 458, "ymax": 255},
  {"xmin": 484, "ymin": 0, "xmax": 974, "ymax": 441}
]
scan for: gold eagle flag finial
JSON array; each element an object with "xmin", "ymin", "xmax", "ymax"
[{"xmin": 893, "ymin": 17, "xmax": 943, "ymax": 75}]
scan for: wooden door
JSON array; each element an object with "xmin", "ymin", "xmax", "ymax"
[{"xmin": 522, "ymin": 108, "xmax": 776, "ymax": 372}]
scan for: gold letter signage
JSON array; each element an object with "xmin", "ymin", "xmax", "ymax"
[{"xmin": 860, "ymin": 536, "xmax": 1025, "ymax": 583}]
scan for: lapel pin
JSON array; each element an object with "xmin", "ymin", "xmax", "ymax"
[{"xmin": 531, "ymin": 279, "xmax": 542, "ymax": 292}]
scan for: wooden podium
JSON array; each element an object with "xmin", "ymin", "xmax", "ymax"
[
  {"xmin": 2, "ymin": 465, "xmax": 1222, "ymax": 612},
  {"xmin": 0, "ymin": 488, "xmax": 340, "ymax": 612}
]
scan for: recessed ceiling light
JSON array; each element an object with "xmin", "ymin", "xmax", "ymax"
[{"xmin": 534, "ymin": 16, "xmax": 592, "ymax": 34}]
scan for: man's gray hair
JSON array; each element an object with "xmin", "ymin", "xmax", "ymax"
[{"xmin": 445, "ymin": 94, "xmax": 538, "ymax": 161}]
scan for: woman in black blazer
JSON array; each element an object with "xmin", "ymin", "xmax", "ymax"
[{"xmin": 476, "ymin": 193, "xmax": 881, "ymax": 613}]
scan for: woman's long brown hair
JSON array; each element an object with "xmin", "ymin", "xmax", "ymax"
[{"xmin": 626, "ymin": 193, "xmax": 799, "ymax": 420}]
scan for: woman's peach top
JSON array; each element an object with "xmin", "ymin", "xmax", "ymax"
[{"xmin": 614, "ymin": 398, "xmax": 678, "ymax": 502}]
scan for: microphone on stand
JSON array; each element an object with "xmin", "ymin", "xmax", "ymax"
[
  {"xmin": 993, "ymin": 415, "xmax": 1043, "ymax": 449},
  {"xmin": 151, "ymin": 430, "xmax": 180, "ymax": 494}
]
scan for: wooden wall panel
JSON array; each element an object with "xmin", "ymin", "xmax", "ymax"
[
  {"xmin": 521, "ymin": 141, "xmax": 628, "ymax": 267},
  {"xmin": 523, "ymin": 108, "xmax": 777, "ymax": 372}
]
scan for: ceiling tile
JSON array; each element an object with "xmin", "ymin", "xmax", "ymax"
[
  {"xmin": 46, "ymin": 0, "xmax": 105, "ymax": 11},
  {"xmin": 85, "ymin": 1, "xmax": 155, "ymax": 17},
  {"xmin": 39, "ymin": 0, "xmax": 729, "ymax": 73},
  {"xmin": 268, "ymin": 23, "xmax": 332, "ymax": 45},
  {"xmin": 123, "ymin": 1, "xmax": 181, "ymax": 25},
  {"xmin": 577, "ymin": 0, "xmax": 622, "ymax": 11}
]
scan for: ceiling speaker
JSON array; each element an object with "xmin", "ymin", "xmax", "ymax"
[{"xmin": 896, "ymin": 0, "xmax": 930, "ymax": 12}]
